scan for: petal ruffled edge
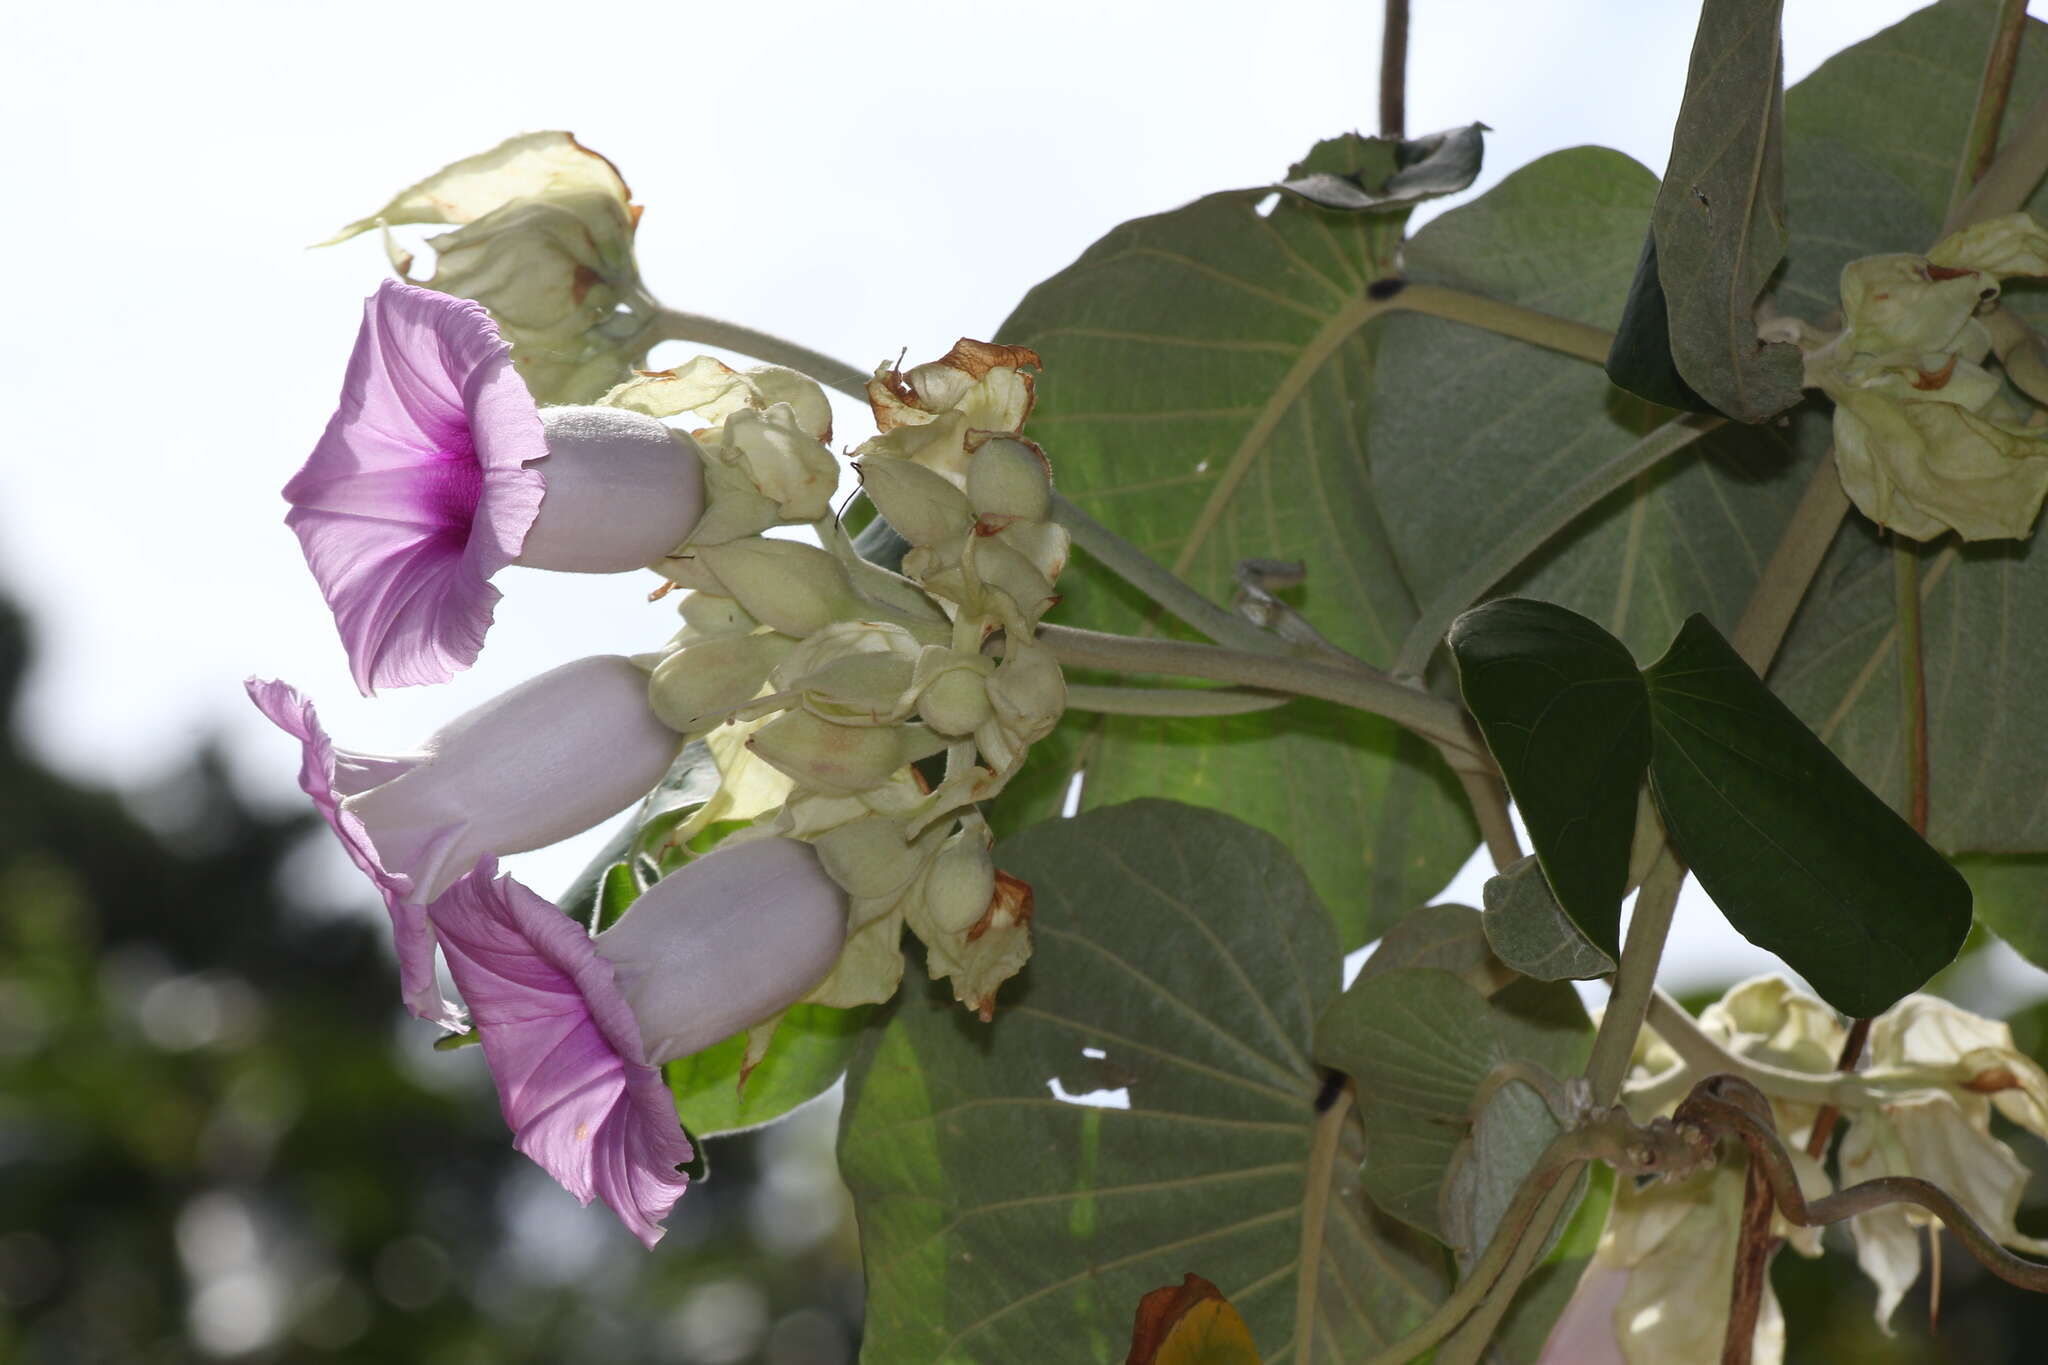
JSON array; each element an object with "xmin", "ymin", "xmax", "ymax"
[
  {"xmin": 285, "ymin": 281, "xmax": 546, "ymax": 695},
  {"xmin": 427, "ymin": 861, "xmax": 692, "ymax": 1247},
  {"xmin": 243, "ymin": 677, "xmax": 459, "ymax": 1026}
]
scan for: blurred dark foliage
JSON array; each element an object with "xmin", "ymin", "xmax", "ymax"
[{"xmin": 0, "ymin": 598, "xmax": 860, "ymax": 1363}]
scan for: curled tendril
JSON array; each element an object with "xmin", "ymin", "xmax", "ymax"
[{"xmin": 1675, "ymin": 1073, "xmax": 2048, "ymax": 1295}]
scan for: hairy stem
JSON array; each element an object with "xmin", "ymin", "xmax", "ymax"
[
  {"xmin": 646, "ymin": 309, "xmax": 870, "ymax": 400},
  {"xmin": 1586, "ymin": 850, "xmax": 1686, "ymax": 1106},
  {"xmin": 1728, "ymin": 453, "xmax": 1851, "ymax": 675},
  {"xmin": 1943, "ymin": 0, "xmax": 2041, "ymax": 235},
  {"xmin": 1379, "ymin": 0, "xmax": 1409, "ymax": 139},
  {"xmin": 1292, "ymin": 1084, "xmax": 1354, "ymax": 1365},
  {"xmin": 1051, "ymin": 493, "xmax": 1292, "ymax": 656},
  {"xmin": 1642, "ymin": 990, "xmax": 1872, "ymax": 1108},
  {"xmin": 1357, "ymin": 1139, "xmax": 1590, "ymax": 1365},
  {"xmin": 1032, "ymin": 624, "xmax": 1489, "ymax": 762},
  {"xmin": 1893, "ymin": 539, "xmax": 1931, "ymax": 835},
  {"xmin": 1457, "ymin": 767, "xmax": 1523, "ymax": 870},
  {"xmin": 1386, "ymin": 281, "xmax": 1616, "ymax": 365},
  {"xmin": 1393, "ymin": 412, "xmax": 1722, "ymax": 676},
  {"xmin": 1061, "ymin": 683, "xmax": 1290, "ymax": 717}
]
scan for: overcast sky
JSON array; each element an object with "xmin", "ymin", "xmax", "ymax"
[{"xmin": 13, "ymin": 0, "xmax": 2031, "ymax": 999}]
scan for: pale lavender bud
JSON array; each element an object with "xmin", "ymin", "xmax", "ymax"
[
  {"xmin": 592, "ymin": 837, "xmax": 849, "ymax": 1063},
  {"xmin": 518, "ymin": 407, "xmax": 706, "ymax": 572}
]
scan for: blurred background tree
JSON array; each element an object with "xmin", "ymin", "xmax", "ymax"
[{"xmin": 0, "ymin": 595, "xmax": 861, "ymax": 1364}]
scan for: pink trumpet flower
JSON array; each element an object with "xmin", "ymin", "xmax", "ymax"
[
  {"xmin": 428, "ymin": 838, "xmax": 847, "ymax": 1245},
  {"xmin": 287, "ymin": 280, "xmax": 704, "ymax": 695},
  {"xmin": 245, "ymin": 655, "xmax": 680, "ymax": 1024},
  {"xmin": 428, "ymin": 860, "xmax": 694, "ymax": 1246}
]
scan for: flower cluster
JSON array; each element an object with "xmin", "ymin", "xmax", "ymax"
[
  {"xmin": 1594, "ymin": 976, "xmax": 2048, "ymax": 1364},
  {"xmin": 1794, "ymin": 213, "xmax": 2048, "ymax": 541},
  {"xmin": 607, "ymin": 340, "xmax": 1067, "ymax": 1075},
  {"xmin": 252, "ymin": 265, "xmax": 1065, "ymax": 1242}
]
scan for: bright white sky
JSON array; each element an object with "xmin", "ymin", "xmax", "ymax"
[{"xmin": 10, "ymin": 0, "xmax": 2035, "ymax": 1000}]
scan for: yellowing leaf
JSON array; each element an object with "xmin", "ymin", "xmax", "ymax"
[{"xmin": 1125, "ymin": 1275, "xmax": 1261, "ymax": 1365}]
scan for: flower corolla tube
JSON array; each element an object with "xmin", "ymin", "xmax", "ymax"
[
  {"xmin": 245, "ymin": 655, "xmax": 680, "ymax": 1023},
  {"xmin": 286, "ymin": 279, "xmax": 705, "ymax": 694},
  {"xmin": 424, "ymin": 837, "xmax": 849, "ymax": 1243}
]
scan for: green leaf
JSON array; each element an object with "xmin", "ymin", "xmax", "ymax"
[
  {"xmin": 1648, "ymin": 0, "xmax": 1804, "ymax": 422},
  {"xmin": 1355, "ymin": 901, "xmax": 1515, "ymax": 998},
  {"xmin": 1367, "ymin": 146, "xmax": 1831, "ymax": 666},
  {"xmin": 1482, "ymin": 855, "xmax": 1618, "ymax": 981},
  {"xmin": 1314, "ymin": 957, "xmax": 1593, "ymax": 1246},
  {"xmin": 1448, "ymin": 598, "xmax": 1651, "ymax": 957},
  {"xmin": 592, "ymin": 861, "xmax": 639, "ymax": 932},
  {"xmin": 990, "ymin": 134, "xmax": 1478, "ymax": 945},
  {"xmin": 1643, "ymin": 613, "xmax": 1971, "ymax": 1016},
  {"xmin": 1957, "ymin": 855, "xmax": 2048, "ymax": 973},
  {"xmin": 840, "ymin": 802, "xmax": 1450, "ymax": 1364},
  {"xmin": 1605, "ymin": 234, "xmax": 1718, "ymax": 414},
  {"xmin": 665, "ymin": 1004, "xmax": 872, "ymax": 1138},
  {"xmin": 1277, "ymin": 124, "xmax": 1487, "ymax": 213}
]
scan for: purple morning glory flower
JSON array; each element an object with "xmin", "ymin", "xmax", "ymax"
[
  {"xmin": 288, "ymin": 281, "xmax": 704, "ymax": 695},
  {"xmin": 428, "ymin": 860, "xmax": 694, "ymax": 1246},
  {"xmin": 244, "ymin": 655, "xmax": 680, "ymax": 1025}
]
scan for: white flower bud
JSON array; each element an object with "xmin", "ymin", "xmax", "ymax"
[
  {"xmin": 517, "ymin": 407, "xmax": 706, "ymax": 572},
  {"xmin": 922, "ymin": 834, "xmax": 996, "ymax": 934},
  {"xmin": 647, "ymin": 633, "xmax": 793, "ymax": 732},
  {"xmin": 347, "ymin": 655, "xmax": 679, "ymax": 902},
  {"xmin": 694, "ymin": 538, "xmax": 864, "ymax": 637},
  {"xmin": 747, "ymin": 710, "xmax": 947, "ymax": 795},
  {"xmin": 678, "ymin": 591, "xmax": 757, "ymax": 638},
  {"xmin": 969, "ymin": 536, "xmax": 1058, "ymax": 619},
  {"xmin": 592, "ymin": 837, "xmax": 849, "ymax": 1063},
  {"xmin": 966, "ymin": 436, "xmax": 1053, "ymax": 525},
  {"xmin": 917, "ymin": 664, "xmax": 993, "ymax": 737},
  {"xmin": 987, "ymin": 641, "xmax": 1066, "ymax": 744},
  {"xmin": 857, "ymin": 456, "xmax": 974, "ymax": 546},
  {"xmin": 812, "ymin": 815, "xmax": 936, "ymax": 901}
]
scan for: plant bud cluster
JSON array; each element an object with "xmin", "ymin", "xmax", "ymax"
[{"xmin": 613, "ymin": 341, "xmax": 1068, "ymax": 1049}]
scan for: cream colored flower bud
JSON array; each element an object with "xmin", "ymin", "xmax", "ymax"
[
  {"xmin": 747, "ymin": 710, "xmax": 947, "ymax": 795},
  {"xmin": 987, "ymin": 641, "xmax": 1067, "ymax": 742},
  {"xmin": 812, "ymin": 815, "xmax": 937, "ymax": 901},
  {"xmin": 647, "ymin": 633, "xmax": 793, "ymax": 732},
  {"xmin": 922, "ymin": 833, "xmax": 996, "ymax": 935},
  {"xmin": 966, "ymin": 436, "xmax": 1053, "ymax": 525},
  {"xmin": 694, "ymin": 538, "xmax": 864, "ymax": 638},
  {"xmin": 918, "ymin": 664, "xmax": 993, "ymax": 737},
  {"xmin": 774, "ymin": 622, "xmax": 924, "ymax": 718},
  {"xmin": 678, "ymin": 591, "xmax": 757, "ymax": 638},
  {"xmin": 857, "ymin": 456, "xmax": 975, "ymax": 546},
  {"xmin": 969, "ymin": 536, "xmax": 1058, "ymax": 619}
]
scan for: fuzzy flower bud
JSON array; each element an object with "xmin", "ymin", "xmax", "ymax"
[
  {"xmin": 856, "ymin": 455, "xmax": 975, "ymax": 546},
  {"xmin": 966, "ymin": 436, "xmax": 1053, "ymax": 525},
  {"xmin": 647, "ymin": 633, "xmax": 793, "ymax": 732},
  {"xmin": 321, "ymin": 132, "xmax": 653, "ymax": 404},
  {"xmin": 591, "ymin": 837, "xmax": 850, "ymax": 1063},
  {"xmin": 522, "ymin": 407, "xmax": 706, "ymax": 572},
  {"xmin": 747, "ymin": 710, "xmax": 947, "ymax": 795},
  {"xmin": 692, "ymin": 539, "xmax": 866, "ymax": 638},
  {"xmin": 921, "ymin": 833, "xmax": 997, "ymax": 935}
]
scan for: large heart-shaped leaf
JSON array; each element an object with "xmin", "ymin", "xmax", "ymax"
[
  {"xmin": 989, "ymin": 137, "xmax": 1478, "ymax": 945},
  {"xmin": 839, "ymin": 802, "xmax": 1450, "ymax": 1364},
  {"xmin": 1644, "ymin": 614, "xmax": 1972, "ymax": 1016},
  {"xmin": 1366, "ymin": 146, "xmax": 1831, "ymax": 669},
  {"xmin": 1448, "ymin": 598, "xmax": 1651, "ymax": 957},
  {"xmin": 1314, "ymin": 953, "xmax": 1592, "ymax": 1246}
]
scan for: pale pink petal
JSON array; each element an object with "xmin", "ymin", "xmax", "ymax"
[
  {"xmin": 243, "ymin": 676, "xmax": 458, "ymax": 1026},
  {"xmin": 428, "ymin": 861, "xmax": 693, "ymax": 1247},
  {"xmin": 286, "ymin": 280, "xmax": 547, "ymax": 694}
]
